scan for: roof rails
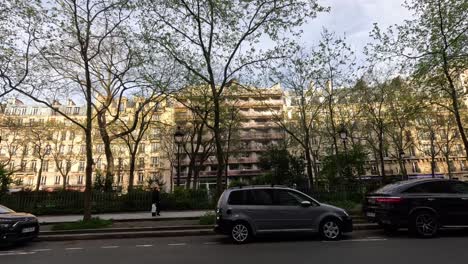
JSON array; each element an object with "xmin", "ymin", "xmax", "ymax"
[{"xmin": 229, "ymin": 184, "xmax": 289, "ymax": 189}]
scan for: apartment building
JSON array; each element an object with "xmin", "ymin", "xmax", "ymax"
[{"xmin": 0, "ymin": 97, "xmax": 173, "ymax": 192}]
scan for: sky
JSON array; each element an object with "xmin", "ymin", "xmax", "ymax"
[{"xmin": 298, "ymin": 0, "xmax": 412, "ymax": 62}]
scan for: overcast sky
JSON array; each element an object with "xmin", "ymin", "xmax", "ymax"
[{"xmin": 299, "ymin": 0, "xmax": 412, "ymax": 61}]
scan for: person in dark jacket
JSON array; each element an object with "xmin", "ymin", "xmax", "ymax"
[{"xmin": 151, "ymin": 186, "xmax": 161, "ymax": 216}]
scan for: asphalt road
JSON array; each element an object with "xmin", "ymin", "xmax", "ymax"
[{"xmin": 3, "ymin": 229, "xmax": 468, "ymax": 264}]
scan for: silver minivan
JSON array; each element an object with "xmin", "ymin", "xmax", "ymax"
[{"xmin": 214, "ymin": 186, "xmax": 353, "ymax": 243}]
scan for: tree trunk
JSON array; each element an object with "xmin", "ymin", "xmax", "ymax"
[
  {"xmin": 186, "ymin": 157, "xmax": 194, "ymax": 189},
  {"xmin": 193, "ymin": 165, "xmax": 200, "ymax": 190},
  {"xmin": 98, "ymin": 113, "xmax": 115, "ymax": 192},
  {"xmin": 445, "ymin": 153, "xmax": 453, "ymax": 179},
  {"xmin": 378, "ymin": 129, "xmax": 386, "ymax": 181},
  {"xmin": 35, "ymin": 159, "xmax": 43, "ymax": 192},
  {"xmin": 128, "ymin": 151, "xmax": 136, "ymax": 191},
  {"xmin": 212, "ymin": 93, "xmax": 225, "ymax": 198},
  {"xmin": 304, "ymin": 147, "xmax": 314, "ymax": 189}
]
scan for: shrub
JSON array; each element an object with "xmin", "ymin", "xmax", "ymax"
[
  {"xmin": 51, "ymin": 217, "xmax": 113, "ymax": 231},
  {"xmin": 199, "ymin": 211, "xmax": 216, "ymax": 225}
]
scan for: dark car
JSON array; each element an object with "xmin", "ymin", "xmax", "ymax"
[
  {"xmin": 363, "ymin": 179, "xmax": 468, "ymax": 237},
  {"xmin": 215, "ymin": 186, "xmax": 352, "ymax": 243},
  {"xmin": 0, "ymin": 205, "xmax": 39, "ymax": 245}
]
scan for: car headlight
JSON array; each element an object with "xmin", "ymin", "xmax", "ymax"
[{"xmin": 0, "ymin": 223, "xmax": 12, "ymax": 229}]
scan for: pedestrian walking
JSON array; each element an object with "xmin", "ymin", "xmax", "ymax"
[{"xmin": 151, "ymin": 185, "xmax": 161, "ymax": 217}]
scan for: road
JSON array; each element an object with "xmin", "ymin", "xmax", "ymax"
[{"xmin": 3, "ymin": 229, "xmax": 468, "ymax": 264}]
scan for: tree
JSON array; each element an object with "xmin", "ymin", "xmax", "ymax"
[
  {"xmin": 368, "ymin": 0, "xmax": 468, "ymax": 157},
  {"xmin": 269, "ymin": 49, "xmax": 326, "ymax": 188},
  {"xmin": 50, "ymin": 124, "xmax": 80, "ymax": 189},
  {"xmin": 8, "ymin": 0, "xmax": 135, "ymax": 221},
  {"xmin": 141, "ymin": 0, "xmax": 327, "ymax": 197},
  {"xmin": 319, "ymin": 145, "xmax": 367, "ymax": 187},
  {"xmin": 26, "ymin": 123, "xmax": 54, "ymax": 192},
  {"xmin": 0, "ymin": 1, "xmax": 41, "ymax": 99},
  {"xmin": 257, "ymin": 145, "xmax": 307, "ymax": 187}
]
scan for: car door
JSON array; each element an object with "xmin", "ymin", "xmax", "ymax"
[
  {"xmin": 448, "ymin": 181, "xmax": 468, "ymax": 225},
  {"xmin": 244, "ymin": 189, "xmax": 278, "ymax": 231},
  {"xmin": 272, "ymin": 189, "xmax": 306, "ymax": 230}
]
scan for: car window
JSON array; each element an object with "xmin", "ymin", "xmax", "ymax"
[
  {"xmin": 228, "ymin": 190, "xmax": 246, "ymax": 205},
  {"xmin": 450, "ymin": 182, "xmax": 468, "ymax": 194},
  {"xmin": 251, "ymin": 189, "xmax": 274, "ymax": 205},
  {"xmin": 0, "ymin": 205, "xmax": 14, "ymax": 214},
  {"xmin": 404, "ymin": 181, "xmax": 454, "ymax": 194},
  {"xmin": 275, "ymin": 190, "xmax": 300, "ymax": 206}
]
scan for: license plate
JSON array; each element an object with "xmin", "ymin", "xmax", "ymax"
[
  {"xmin": 22, "ymin": 227, "xmax": 36, "ymax": 233},
  {"xmin": 366, "ymin": 212, "xmax": 376, "ymax": 218}
]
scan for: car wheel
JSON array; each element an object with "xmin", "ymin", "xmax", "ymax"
[
  {"xmin": 320, "ymin": 218, "xmax": 342, "ymax": 241},
  {"xmin": 230, "ymin": 222, "xmax": 251, "ymax": 244},
  {"xmin": 411, "ymin": 211, "xmax": 439, "ymax": 238}
]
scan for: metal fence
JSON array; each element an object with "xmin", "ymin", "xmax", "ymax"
[{"xmin": 0, "ymin": 190, "xmax": 212, "ymax": 215}]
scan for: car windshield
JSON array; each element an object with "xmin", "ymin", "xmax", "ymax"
[
  {"xmin": 373, "ymin": 181, "xmax": 415, "ymax": 194},
  {"xmin": 0, "ymin": 205, "xmax": 14, "ymax": 214}
]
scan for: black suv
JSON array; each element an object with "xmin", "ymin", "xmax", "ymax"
[
  {"xmin": 363, "ymin": 179, "xmax": 468, "ymax": 237},
  {"xmin": 0, "ymin": 205, "xmax": 39, "ymax": 245}
]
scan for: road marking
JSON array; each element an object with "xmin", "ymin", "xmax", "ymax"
[
  {"xmin": 203, "ymin": 242, "xmax": 220, "ymax": 245},
  {"xmin": 323, "ymin": 238, "xmax": 387, "ymax": 243},
  {"xmin": 0, "ymin": 252, "xmax": 36, "ymax": 256},
  {"xmin": 101, "ymin": 246, "xmax": 119, "ymax": 249},
  {"xmin": 65, "ymin": 247, "xmax": 84, "ymax": 250},
  {"xmin": 168, "ymin": 243, "xmax": 187, "ymax": 246},
  {"xmin": 348, "ymin": 238, "xmax": 387, "ymax": 242},
  {"xmin": 366, "ymin": 237, "xmax": 385, "ymax": 239},
  {"xmin": 32, "ymin": 249, "xmax": 52, "ymax": 252},
  {"xmin": 136, "ymin": 245, "xmax": 153, "ymax": 247}
]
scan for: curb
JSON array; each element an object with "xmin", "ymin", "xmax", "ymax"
[
  {"xmin": 37, "ymin": 223, "xmax": 380, "ymax": 241},
  {"xmin": 41, "ymin": 225, "xmax": 211, "ymax": 235},
  {"xmin": 39, "ymin": 216, "xmax": 201, "ymax": 225},
  {"xmin": 38, "ymin": 229, "xmax": 215, "ymax": 241}
]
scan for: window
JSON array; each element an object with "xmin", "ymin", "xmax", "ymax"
[
  {"xmin": 228, "ymin": 190, "xmax": 247, "ymax": 205},
  {"xmin": 74, "ymin": 107, "xmax": 80, "ymax": 115},
  {"xmin": 411, "ymin": 162, "xmax": 421, "ymax": 173},
  {"xmin": 69, "ymin": 131, "xmax": 75, "ymax": 140},
  {"xmin": 20, "ymin": 161, "xmax": 27, "ymax": 172},
  {"xmin": 59, "ymin": 145, "xmax": 65, "ymax": 154},
  {"xmin": 138, "ymin": 172, "xmax": 144, "ymax": 184},
  {"xmin": 451, "ymin": 182, "xmax": 468, "ymax": 194},
  {"xmin": 31, "ymin": 160, "xmax": 37, "ymax": 171},
  {"xmin": 80, "ymin": 145, "xmax": 86, "ymax": 154},
  {"xmin": 139, "ymin": 144, "xmax": 145, "ymax": 153},
  {"xmin": 138, "ymin": 158, "xmax": 145, "ymax": 168},
  {"xmin": 54, "ymin": 176, "xmax": 61, "ymax": 185},
  {"xmin": 61, "ymin": 131, "xmax": 67, "ymax": 141},
  {"xmin": 250, "ymin": 189, "xmax": 274, "ymax": 205},
  {"xmin": 151, "ymin": 143, "xmax": 159, "ymax": 153},
  {"xmin": 78, "ymin": 161, "xmax": 85, "ymax": 172},
  {"xmin": 42, "ymin": 160, "xmax": 49, "ymax": 172},
  {"xmin": 275, "ymin": 190, "xmax": 300, "ymax": 206},
  {"xmin": 32, "ymin": 108, "xmax": 38, "ymax": 115},
  {"xmin": 151, "ymin": 157, "xmax": 159, "ymax": 167},
  {"xmin": 40, "ymin": 176, "xmax": 47, "ymax": 186},
  {"xmin": 77, "ymin": 175, "xmax": 84, "ymax": 185},
  {"xmin": 404, "ymin": 181, "xmax": 454, "ymax": 194}
]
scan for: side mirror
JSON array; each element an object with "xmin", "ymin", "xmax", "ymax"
[{"xmin": 300, "ymin": 201, "xmax": 312, "ymax": 207}]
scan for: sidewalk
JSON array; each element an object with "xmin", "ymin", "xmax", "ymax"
[{"xmin": 38, "ymin": 210, "xmax": 211, "ymax": 224}]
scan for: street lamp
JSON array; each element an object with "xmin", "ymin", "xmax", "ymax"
[
  {"xmin": 174, "ymin": 126, "xmax": 184, "ymax": 187},
  {"xmin": 338, "ymin": 124, "xmax": 348, "ymax": 152}
]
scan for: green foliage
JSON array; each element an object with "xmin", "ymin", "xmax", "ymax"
[
  {"xmin": 0, "ymin": 165, "xmax": 13, "ymax": 197},
  {"xmin": 93, "ymin": 170, "xmax": 113, "ymax": 192},
  {"xmin": 199, "ymin": 211, "xmax": 216, "ymax": 226},
  {"xmin": 257, "ymin": 145, "xmax": 307, "ymax": 187},
  {"xmin": 319, "ymin": 145, "xmax": 367, "ymax": 186},
  {"xmin": 51, "ymin": 217, "xmax": 112, "ymax": 231},
  {"xmin": 228, "ymin": 180, "xmax": 247, "ymax": 188}
]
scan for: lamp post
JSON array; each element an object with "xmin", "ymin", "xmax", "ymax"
[
  {"xmin": 338, "ymin": 124, "xmax": 348, "ymax": 152},
  {"xmin": 174, "ymin": 126, "xmax": 184, "ymax": 187}
]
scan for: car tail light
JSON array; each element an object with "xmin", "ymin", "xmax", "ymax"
[{"xmin": 375, "ymin": 197, "xmax": 403, "ymax": 204}]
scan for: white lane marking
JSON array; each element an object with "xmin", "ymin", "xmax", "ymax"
[
  {"xmin": 101, "ymin": 246, "xmax": 119, "ymax": 249},
  {"xmin": 323, "ymin": 238, "xmax": 387, "ymax": 243},
  {"xmin": 0, "ymin": 252, "xmax": 36, "ymax": 256},
  {"xmin": 168, "ymin": 243, "xmax": 187, "ymax": 246},
  {"xmin": 136, "ymin": 245, "xmax": 153, "ymax": 247},
  {"xmin": 203, "ymin": 242, "xmax": 220, "ymax": 245},
  {"xmin": 65, "ymin": 247, "xmax": 84, "ymax": 250},
  {"xmin": 32, "ymin": 249, "xmax": 52, "ymax": 252},
  {"xmin": 366, "ymin": 236, "xmax": 385, "ymax": 239}
]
